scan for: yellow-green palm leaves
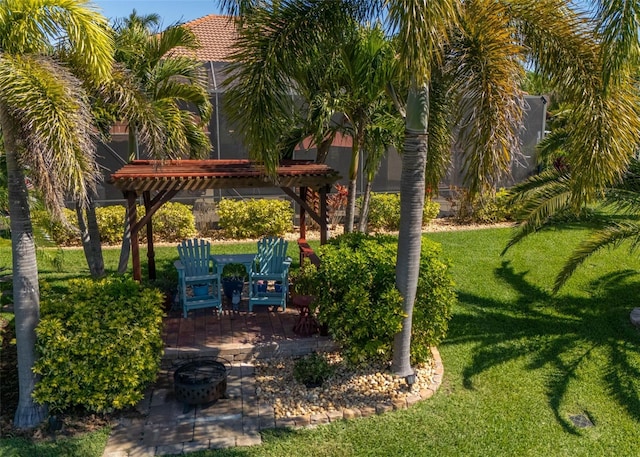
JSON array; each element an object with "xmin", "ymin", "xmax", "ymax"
[
  {"xmin": 113, "ymin": 15, "xmax": 212, "ymax": 159},
  {"xmin": 0, "ymin": 0, "xmax": 113, "ymax": 212}
]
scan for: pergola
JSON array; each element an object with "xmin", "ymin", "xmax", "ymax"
[{"xmin": 109, "ymin": 159, "xmax": 341, "ymax": 281}]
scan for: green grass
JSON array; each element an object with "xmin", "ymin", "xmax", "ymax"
[{"xmin": 2, "ymin": 227, "xmax": 640, "ymax": 456}]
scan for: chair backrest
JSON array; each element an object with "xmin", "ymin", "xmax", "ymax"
[
  {"xmin": 256, "ymin": 237, "xmax": 288, "ymax": 273},
  {"xmin": 178, "ymin": 239, "xmax": 212, "ymax": 277}
]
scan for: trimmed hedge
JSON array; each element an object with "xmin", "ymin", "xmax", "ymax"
[
  {"xmin": 32, "ymin": 202, "xmax": 196, "ymax": 245},
  {"xmin": 360, "ymin": 192, "xmax": 440, "ymax": 232},
  {"xmin": 217, "ymin": 198, "xmax": 294, "ymax": 239},
  {"xmin": 33, "ymin": 277, "xmax": 165, "ymax": 413}
]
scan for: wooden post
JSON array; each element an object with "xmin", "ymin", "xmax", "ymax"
[
  {"xmin": 319, "ymin": 185, "xmax": 329, "ymax": 244},
  {"xmin": 299, "ymin": 186, "xmax": 307, "ymax": 240},
  {"xmin": 126, "ymin": 191, "xmax": 141, "ymax": 281},
  {"xmin": 143, "ymin": 191, "xmax": 156, "ymax": 280},
  {"xmin": 299, "ymin": 186, "xmax": 307, "ymax": 267}
]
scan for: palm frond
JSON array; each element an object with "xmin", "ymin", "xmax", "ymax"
[
  {"xmin": 0, "ymin": 0, "xmax": 113, "ymax": 81},
  {"xmin": 388, "ymin": 0, "xmax": 460, "ymax": 84},
  {"xmin": 224, "ymin": 1, "xmax": 356, "ymax": 173},
  {"xmin": 502, "ymin": 171, "xmax": 573, "ymax": 254},
  {"xmin": 0, "ymin": 54, "xmax": 97, "ymax": 213},
  {"xmin": 536, "ymin": 127, "xmax": 568, "ymax": 168},
  {"xmin": 553, "ymin": 222, "xmax": 640, "ymax": 293},
  {"xmin": 425, "ymin": 66, "xmax": 453, "ymax": 192},
  {"xmin": 451, "ymin": 0, "xmax": 525, "ymax": 193},
  {"xmin": 155, "ymin": 79, "xmax": 212, "ymax": 122},
  {"xmin": 595, "ymin": 0, "xmax": 640, "ymax": 88}
]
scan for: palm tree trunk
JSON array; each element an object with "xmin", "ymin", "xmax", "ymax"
[
  {"xmin": 85, "ymin": 195, "xmax": 105, "ymax": 277},
  {"xmin": 76, "ymin": 193, "xmax": 104, "ymax": 278},
  {"xmin": 392, "ymin": 85, "xmax": 429, "ymax": 380},
  {"xmin": 117, "ymin": 127, "xmax": 138, "ymax": 274},
  {"xmin": 357, "ymin": 177, "xmax": 373, "ymax": 232},
  {"xmin": 1, "ymin": 108, "xmax": 47, "ymax": 428},
  {"xmin": 344, "ymin": 136, "xmax": 361, "ymax": 233}
]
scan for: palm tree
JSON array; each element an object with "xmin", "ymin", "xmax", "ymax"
[
  {"xmin": 336, "ymin": 24, "xmax": 398, "ymax": 232},
  {"xmin": 220, "ymin": 0, "xmax": 608, "ymax": 380},
  {"xmin": 0, "ymin": 0, "xmax": 113, "ymax": 428},
  {"xmin": 503, "ymin": 1, "xmax": 640, "ymax": 289},
  {"xmin": 112, "ymin": 12, "xmax": 213, "ymax": 273}
]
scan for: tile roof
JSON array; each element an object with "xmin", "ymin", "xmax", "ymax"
[{"xmin": 171, "ymin": 14, "xmax": 238, "ymax": 62}]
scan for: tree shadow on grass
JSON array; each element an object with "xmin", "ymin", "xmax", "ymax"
[{"xmin": 445, "ymin": 261, "xmax": 640, "ymax": 434}]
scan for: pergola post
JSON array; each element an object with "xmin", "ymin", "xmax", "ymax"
[
  {"xmin": 299, "ymin": 186, "xmax": 307, "ymax": 240},
  {"xmin": 143, "ymin": 191, "xmax": 156, "ymax": 281},
  {"xmin": 125, "ymin": 191, "xmax": 141, "ymax": 281},
  {"xmin": 319, "ymin": 185, "xmax": 329, "ymax": 244}
]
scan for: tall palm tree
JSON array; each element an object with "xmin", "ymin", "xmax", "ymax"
[
  {"xmin": 112, "ymin": 12, "xmax": 213, "ymax": 273},
  {"xmin": 220, "ymin": 0, "xmax": 605, "ymax": 380},
  {"xmin": 0, "ymin": 0, "xmax": 113, "ymax": 428}
]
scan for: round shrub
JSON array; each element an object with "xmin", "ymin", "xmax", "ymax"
[
  {"xmin": 217, "ymin": 198, "xmax": 294, "ymax": 239},
  {"xmin": 33, "ymin": 202, "xmax": 196, "ymax": 246},
  {"xmin": 303, "ymin": 232, "xmax": 455, "ymax": 365},
  {"xmin": 293, "ymin": 352, "xmax": 335, "ymax": 387},
  {"xmin": 33, "ymin": 276, "xmax": 165, "ymax": 413},
  {"xmin": 361, "ymin": 193, "xmax": 440, "ymax": 232},
  {"xmin": 95, "ymin": 205, "xmax": 126, "ymax": 245},
  {"xmin": 147, "ymin": 202, "xmax": 197, "ymax": 242}
]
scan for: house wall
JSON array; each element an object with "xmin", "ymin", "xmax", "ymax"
[{"xmin": 96, "ymin": 83, "xmax": 546, "ymax": 210}]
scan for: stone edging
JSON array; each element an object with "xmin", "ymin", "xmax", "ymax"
[{"xmin": 270, "ymin": 346, "xmax": 444, "ymax": 429}]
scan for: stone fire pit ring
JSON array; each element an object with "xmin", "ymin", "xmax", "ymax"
[{"xmin": 174, "ymin": 357, "xmax": 231, "ymax": 405}]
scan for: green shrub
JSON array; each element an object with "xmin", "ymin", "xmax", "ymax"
[
  {"xmin": 31, "ymin": 208, "xmax": 79, "ymax": 246},
  {"xmin": 147, "ymin": 202, "xmax": 197, "ymax": 242},
  {"xmin": 33, "ymin": 276, "xmax": 165, "ymax": 413},
  {"xmin": 33, "ymin": 202, "xmax": 196, "ymax": 245},
  {"xmin": 95, "ymin": 205, "xmax": 126, "ymax": 245},
  {"xmin": 361, "ymin": 193, "xmax": 440, "ymax": 232},
  {"xmin": 302, "ymin": 232, "xmax": 455, "ymax": 364},
  {"xmin": 450, "ymin": 187, "xmax": 521, "ymax": 223},
  {"xmin": 217, "ymin": 198, "xmax": 294, "ymax": 239},
  {"xmin": 293, "ymin": 352, "xmax": 334, "ymax": 387}
]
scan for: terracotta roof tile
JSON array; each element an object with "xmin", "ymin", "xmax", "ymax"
[{"xmin": 170, "ymin": 14, "xmax": 238, "ymax": 62}]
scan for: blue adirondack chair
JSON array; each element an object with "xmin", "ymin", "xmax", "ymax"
[
  {"xmin": 175, "ymin": 238, "xmax": 222, "ymax": 317},
  {"xmin": 249, "ymin": 237, "xmax": 291, "ymax": 311}
]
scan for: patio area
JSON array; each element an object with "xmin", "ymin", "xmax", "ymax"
[
  {"xmin": 102, "ymin": 297, "xmax": 337, "ymax": 457},
  {"xmin": 162, "ymin": 296, "xmax": 335, "ymax": 362}
]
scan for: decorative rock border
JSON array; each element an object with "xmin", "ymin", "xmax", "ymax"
[{"xmin": 269, "ymin": 346, "xmax": 444, "ymax": 429}]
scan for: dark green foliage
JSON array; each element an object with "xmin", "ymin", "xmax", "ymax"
[
  {"xmin": 302, "ymin": 232, "xmax": 455, "ymax": 364},
  {"xmin": 217, "ymin": 198, "xmax": 294, "ymax": 239},
  {"xmin": 33, "ymin": 276, "xmax": 165, "ymax": 413},
  {"xmin": 222, "ymin": 262, "xmax": 248, "ymax": 280},
  {"xmin": 293, "ymin": 352, "xmax": 334, "ymax": 387}
]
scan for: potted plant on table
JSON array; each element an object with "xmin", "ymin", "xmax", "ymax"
[{"xmin": 221, "ymin": 263, "xmax": 246, "ymax": 300}]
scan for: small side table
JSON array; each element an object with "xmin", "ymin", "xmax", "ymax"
[{"xmin": 291, "ymin": 294, "xmax": 319, "ymax": 337}]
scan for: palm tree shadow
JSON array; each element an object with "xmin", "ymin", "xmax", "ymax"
[{"xmin": 446, "ymin": 261, "xmax": 640, "ymax": 433}]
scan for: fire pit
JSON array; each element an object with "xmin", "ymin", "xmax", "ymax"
[{"xmin": 174, "ymin": 358, "xmax": 229, "ymax": 405}]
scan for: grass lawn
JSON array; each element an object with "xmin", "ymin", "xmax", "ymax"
[{"xmin": 2, "ymin": 226, "xmax": 640, "ymax": 456}]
